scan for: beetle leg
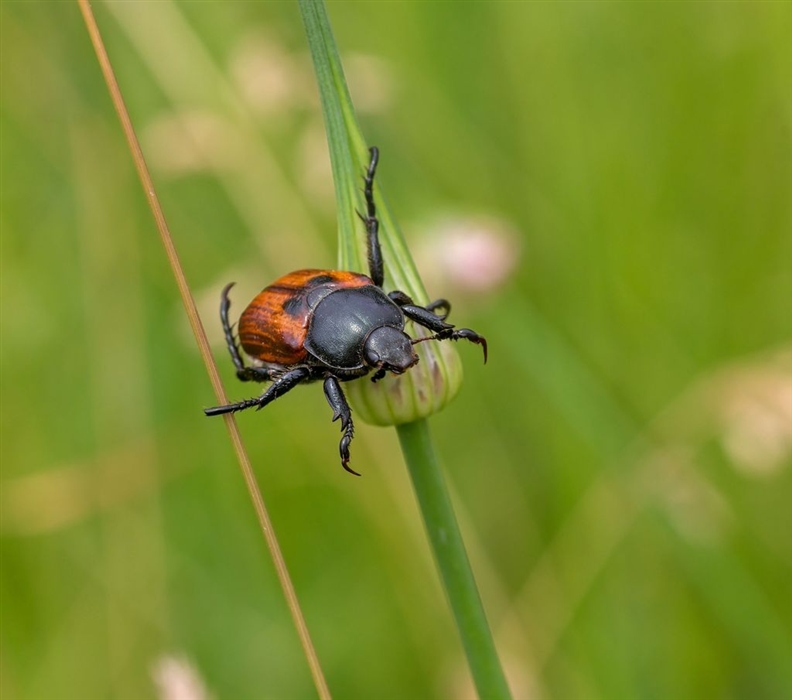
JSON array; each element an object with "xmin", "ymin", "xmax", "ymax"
[
  {"xmin": 323, "ymin": 376, "xmax": 360, "ymax": 476},
  {"xmin": 388, "ymin": 290, "xmax": 452, "ymax": 321},
  {"xmin": 358, "ymin": 146, "xmax": 384, "ymax": 288},
  {"xmin": 401, "ymin": 304, "xmax": 488, "ymax": 363},
  {"xmin": 219, "ymin": 283, "xmax": 275, "ymax": 383},
  {"xmin": 400, "ymin": 304, "xmax": 452, "ymax": 331},
  {"xmin": 387, "ymin": 290, "xmax": 412, "ymax": 305},
  {"xmin": 370, "ymin": 368, "xmax": 387, "ymax": 383},
  {"xmin": 204, "ymin": 367, "xmax": 309, "ymax": 417},
  {"xmin": 425, "ymin": 298, "xmax": 451, "ymax": 320},
  {"xmin": 219, "ymin": 282, "xmax": 253, "ymax": 380},
  {"xmin": 237, "ymin": 366, "xmax": 275, "ymax": 383}
]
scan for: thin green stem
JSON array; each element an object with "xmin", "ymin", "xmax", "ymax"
[
  {"xmin": 299, "ymin": 1, "xmax": 511, "ymax": 696},
  {"xmin": 298, "ymin": 0, "xmax": 428, "ymax": 298},
  {"xmin": 398, "ymin": 420, "xmax": 511, "ymax": 700},
  {"xmin": 299, "ymin": 0, "xmax": 360, "ymax": 265}
]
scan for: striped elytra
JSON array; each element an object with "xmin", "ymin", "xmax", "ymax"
[{"xmin": 238, "ymin": 269, "xmax": 373, "ymax": 365}]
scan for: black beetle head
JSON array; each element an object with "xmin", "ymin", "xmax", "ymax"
[{"xmin": 363, "ymin": 326, "xmax": 419, "ymax": 375}]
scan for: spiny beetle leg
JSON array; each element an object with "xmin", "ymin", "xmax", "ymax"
[
  {"xmin": 358, "ymin": 146, "xmax": 384, "ymax": 288},
  {"xmin": 388, "ymin": 290, "xmax": 413, "ymax": 306},
  {"xmin": 204, "ymin": 396, "xmax": 260, "ymax": 416},
  {"xmin": 237, "ymin": 366, "xmax": 275, "ymax": 383},
  {"xmin": 401, "ymin": 304, "xmax": 488, "ymax": 364},
  {"xmin": 323, "ymin": 376, "xmax": 360, "ymax": 476},
  {"xmin": 425, "ymin": 298, "xmax": 451, "ymax": 320},
  {"xmin": 388, "ymin": 291, "xmax": 451, "ymax": 321},
  {"xmin": 447, "ymin": 328, "xmax": 488, "ymax": 363},
  {"xmin": 204, "ymin": 367, "xmax": 309, "ymax": 417},
  {"xmin": 411, "ymin": 327, "xmax": 488, "ymax": 364},
  {"xmin": 219, "ymin": 282, "xmax": 248, "ymax": 375},
  {"xmin": 400, "ymin": 304, "xmax": 453, "ymax": 332},
  {"xmin": 219, "ymin": 284, "xmax": 278, "ymax": 383},
  {"xmin": 254, "ymin": 368, "xmax": 310, "ymax": 411}
]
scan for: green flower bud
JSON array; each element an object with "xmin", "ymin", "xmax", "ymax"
[
  {"xmin": 338, "ymin": 149, "xmax": 464, "ymax": 426},
  {"xmin": 346, "ymin": 318, "xmax": 463, "ymax": 426}
]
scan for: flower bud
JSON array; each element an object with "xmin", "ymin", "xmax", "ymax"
[
  {"xmin": 338, "ymin": 148, "xmax": 464, "ymax": 426},
  {"xmin": 346, "ymin": 324, "xmax": 463, "ymax": 426}
]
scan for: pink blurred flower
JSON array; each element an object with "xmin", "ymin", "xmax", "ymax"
[{"xmin": 415, "ymin": 215, "xmax": 521, "ymax": 295}]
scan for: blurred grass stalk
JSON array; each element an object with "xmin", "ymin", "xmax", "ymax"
[
  {"xmin": 75, "ymin": 2, "xmax": 331, "ymax": 698},
  {"xmin": 298, "ymin": 1, "xmax": 512, "ymax": 697}
]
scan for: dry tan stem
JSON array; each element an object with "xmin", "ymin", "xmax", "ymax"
[{"xmin": 76, "ymin": 2, "xmax": 331, "ymax": 698}]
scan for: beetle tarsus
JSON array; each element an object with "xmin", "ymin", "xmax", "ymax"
[
  {"xmin": 451, "ymin": 328, "xmax": 488, "ymax": 363},
  {"xmin": 397, "ymin": 302, "xmax": 487, "ymax": 361},
  {"xmin": 204, "ymin": 396, "xmax": 260, "ymax": 416},
  {"xmin": 220, "ymin": 284, "xmax": 280, "ymax": 382},
  {"xmin": 220, "ymin": 282, "xmax": 249, "ymax": 375},
  {"xmin": 410, "ymin": 326, "xmax": 488, "ymax": 364},
  {"xmin": 362, "ymin": 146, "xmax": 384, "ymax": 288},
  {"xmin": 340, "ymin": 437, "xmax": 361, "ymax": 476},
  {"xmin": 425, "ymin": 298, "xmax": 451, "ymax": 321},
  {"xmin": 323, "ymin": 376, "xmax": 359, "ymax": 476}
]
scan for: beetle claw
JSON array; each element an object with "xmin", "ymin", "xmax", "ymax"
[
  {"xmin": 478, "ymin": 337, "xmax": 488, "ymax": 364},
  {"xmin": 340, "ymin": 436, "xmax": 360, "ymax": 476},
  {"xmin": 452, "ymin": 329, "xmax": 488, "ymax": 364},
  {"xmin": 342, "ymin": 460, "xmax": 361, "ymax": 477}
]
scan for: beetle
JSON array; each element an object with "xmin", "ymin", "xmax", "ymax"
[{"xmin": 205, "ymin": 147, "xmax": 486, "ymax": 475}]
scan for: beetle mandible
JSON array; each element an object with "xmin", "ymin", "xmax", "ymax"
[{"xmin": 205, "ymin": 147, "xmax": 487, "ymax": 475}]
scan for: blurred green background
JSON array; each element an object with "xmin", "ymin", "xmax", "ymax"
[{"xmin": 2, "ymin": 2, "xmax": 791, "ymax": 699}]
